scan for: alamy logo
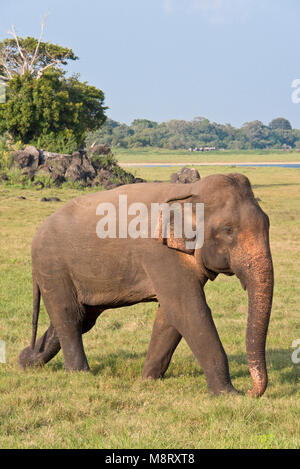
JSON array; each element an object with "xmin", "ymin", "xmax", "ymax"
[
  {"xmin": 291, "ymin": 339, "xmax": 300, "ymax": 364},
  {"xmin": 291, "ymin": 79, "xmax": 300, "ymax": 104},
  {"xmin": 96, "ymin": 195, "xmax": 204, "ymax": 249},
  {"xmin": 0, "ymin": 340, "xmax": 6, "ymax": 363},
  {"xmin": 0, "ymin": 80, "xmax": 6, "ymax": 104}
]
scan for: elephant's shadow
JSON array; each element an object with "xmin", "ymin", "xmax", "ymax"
[
  {"xmin": 49, "ymin": 347, "xmax": 299, "ymax": 395},
  {"xmin": 228, "ymin": 348, "xmax": 299, "ymax": 395}
]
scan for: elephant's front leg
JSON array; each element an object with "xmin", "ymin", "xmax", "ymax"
[
  {"xmin": 166, "ymin": 292, "xmax": 237, "ymax": 395},
  {"xmin": 142, "ymin": 306, "xmax": 182, "ymax": 379}
]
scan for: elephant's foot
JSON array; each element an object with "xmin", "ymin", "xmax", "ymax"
[
  {"xmin": 142, "ymin": 364, "xmax": 164, "ymax": 380},
  {"xmin": 18, "ymin": 346, "xmax": 45, "ymax": 369},
  {"xmin": 64, "ymin": 358, "xmax": 90, "ymax": 372},
  {"xmin": 208, "ymin": 382, "xmax": 240, "ymax": 396},
  {"xmin": 19, "ymin": 324, "xmax": 61, "ymax": 369}
]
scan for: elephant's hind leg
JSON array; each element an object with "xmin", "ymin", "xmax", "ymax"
[
  {"xmin": 19, "ymin": 323, "xmax": 60, "ymax": 369},
  {"xmin": 18, "ymin": 307, "xmax": 102, "ymax": 370},
  {"xmin": 56, "ymin": 305, "xmax": 102, "ymax": 371},
  {"xmin": 38, "ymin": 277, "xmax": 90, "ymax": 372},
  {"xmin": 142, "ymin": 306, "xmax": 182, "ymax": 379}
]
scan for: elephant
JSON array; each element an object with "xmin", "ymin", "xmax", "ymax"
[{"xmin": 19, "ymin": 173, "xmax": 274, "ymax": 397}]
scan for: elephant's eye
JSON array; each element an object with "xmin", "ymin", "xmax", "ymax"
[{"xmin": 222, "ymin": 226, "xmax": 233, "ymax": 235}]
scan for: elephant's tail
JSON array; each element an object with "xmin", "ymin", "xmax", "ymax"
[{"xmin": 30, "ymin": 279, "xmax": 40, "ymax": 350}]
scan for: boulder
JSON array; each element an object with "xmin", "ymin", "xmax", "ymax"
[
  {"xmin": 65, "ymin": 163, "xmax": 84, "ymax": 183},
  {"xmin": 11, "ymin": 146, "xmax": 40, "ymax": 170},
  {"xmin": 21, "ymin": 167, "xmax": 36, "ymax": 181},
  {"xmin": 41, "ymin": 197, "xmax": 61, "ymax": 202},
  {"xmin": 81, "ymin": 154, "xmax": 96, "ymax": 179},
  {"xmin": 89, "ymin": 143, "xmax": 111, "ymax": 156},
  {"xmin": 170, "ymin": 167, "xmax": 200, "ymax": 184}
]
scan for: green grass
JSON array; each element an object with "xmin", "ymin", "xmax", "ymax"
[
  {"xmin": 114, "ymin": 147, "xmax": 300, "ymax": 164},
  {"xmin": 0, "ymin": 166, "xmax": 299, "ymax": 449}
]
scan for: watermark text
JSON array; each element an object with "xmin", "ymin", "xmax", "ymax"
[
  {"xmin": 96, "ymin": 195, "xmax": 204, "ymax": 249},
  {"xmin": 0, "ymin": 340, "xmax": 6, "ymax": 363},
  {"xmin": 291, "ymin": 339, "xmax": 300, "ymax": 364}
]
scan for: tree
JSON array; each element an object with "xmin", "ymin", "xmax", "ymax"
[
  {"xmin": 193, "ymin": 116, "xmax": 207, "ymax": 122},
  {"xmin": 131, "ymin": 119, "xmax": 158, "ymax": 129},
  {"xmin": 0, "ymin": 70, "xmax": 106, "ymax": 152},
  {"xmin": 269, "ymin": 117, "xmax": 292, "ymax": 130},
  {"xmin": 241, "ymin": 121, "xmax": 271, "ymax": 148},
  {"xmin": 0, "ymin": 80, "xmax": 5, "ymax": 103},
  {"xmin": 0, "ymin": 21, "xmax": 106, "ymax": 153},
  {"xmin": 0, "ymin": 17, "xmax": 77, "ymax": 82}
]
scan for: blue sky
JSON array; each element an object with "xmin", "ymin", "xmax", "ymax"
[{"xmin": 1, "ymin": 0, "xmax": 300, "ymax": 127}]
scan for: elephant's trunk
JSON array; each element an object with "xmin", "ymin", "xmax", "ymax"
[
  {"xmin": 238, "ymin": 246, "xmax": 274, "ymax": 397},
  {"xmin": 232, "ymin": 225, "xmax": 274, "ymax": 397},
  {"xmin": 245, "ymin": 254, "xmax": 274, "ymax": 397}
]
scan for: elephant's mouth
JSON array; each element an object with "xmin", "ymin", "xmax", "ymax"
[
  {"xmin": 201, "ymin": 262, "xmax": 235, "ymax": 281},
  {"xmin": 202, "ymin": 264, "xmax": 218, "ymax": 280},
  {"xmin": 223, "ymin": 271, "xmax": 235, "ymax": 277},
  {"xmin": 235, "ymin": 269, "xmax": 248, "ymax": 291},
  {"xmin": 238, "ymin": 276, "xmax": 247, "ymax": 291}
]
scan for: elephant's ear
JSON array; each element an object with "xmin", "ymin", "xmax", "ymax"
[{"xmin": 155, "ymin": 195, "xmax": 198, "ymax": 254}]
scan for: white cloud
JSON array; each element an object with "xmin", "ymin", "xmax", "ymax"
[
  {"xmin": 162, "ymin": 0, "xmax": 264, "ymax": 24},
  {"xmin": 162, "ymin": 0, "xmax": 174, "ymax": 14}
]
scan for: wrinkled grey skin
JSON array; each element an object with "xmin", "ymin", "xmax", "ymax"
[{"xmin": 19, "ymin": 173, "xmax": 274, "ymax": 397}]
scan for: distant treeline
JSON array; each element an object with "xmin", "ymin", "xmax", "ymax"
[{"xmin": 86, "ymin": 117, "xmax": 300, "ymax": 151}]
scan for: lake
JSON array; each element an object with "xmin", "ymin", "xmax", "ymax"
[{"xmin": 126, "ymin": 163, "xmax": 300, "ymax": 169}]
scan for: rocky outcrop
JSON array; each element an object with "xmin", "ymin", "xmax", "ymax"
[
  {"xmin": 170, "ymin": 167, "xmax": 200, "ymax": 184},
  {"xmin": 10, "ymin": 145, "xmax": 144, "ymax": 189},
  {"xmin": 11, "ymin": 145, "xmax": 40, "ymax": 171}
]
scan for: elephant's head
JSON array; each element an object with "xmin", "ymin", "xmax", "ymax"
[{"xmin": 159, "ymin": 173, "xmax": 274, "ymax": 397}]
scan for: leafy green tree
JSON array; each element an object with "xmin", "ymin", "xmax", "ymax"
[
  {"xmin": 0, "ymin": 70, "xmax": 106, "ymax": 152},
  {"xmin": 241, "ymin": 121, "xmax": 271, "ymax": 149},
  {"xmin": 269, "ymin": 117, "xmax": 292, "ymax": 130},
  {"xmin": 0, "ymin": 25, "xmax": 106, "ymax": 153},
  {"xmin": 131, "ymin": 119, "xmax": 158, "ymax": 129}
]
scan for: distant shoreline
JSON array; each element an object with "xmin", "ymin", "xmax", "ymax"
[{"xmin": 120, "ymin": 161, "xmax": 300, "ymax": 167}]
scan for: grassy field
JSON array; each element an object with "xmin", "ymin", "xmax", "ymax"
[
  {"xmin": 114, "ymin": 148, "xmax": 300, "ymax": 164},
  {"xmin": 0, "ymin": 164, "xmax": 299, "ymax": 449}
]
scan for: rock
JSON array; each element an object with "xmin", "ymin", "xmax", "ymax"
[
  {"xmin": 89, "ymin": 143, "xmax": 111, "ymax": 155},
  {"xmin": 45, "ymin": 154, "xmax": 72, "ymax": 176},
  {"xmin": 24, "ymin": 146, "xmax": 40, "ymax": 164},
  {"xmin": 9, "ymin": 145, "xmax": 144, "ymax": 189},
  {"xmin": 11, "ymin": 146, "xmax": 40, "ymax": 170},
  {"xmin": 81, "ymin": 154, "xmax": 96, "ymax": 179},
  {"xmin": 170, "ymin": 173, "xmax": 179, "ymax": 183},
  {"xmin": 21, "ymin": 167, "xmax": 36, "ymax": 181},
  {"xmin": 50, "ymin": 172, "xmax": 66, "ymax": 186},
  {"xmin": 42, "ymin": 151, "xmax": 72, "ymax": 164},
  {"xmin": 65, "ymin": 163, "xmax": 85, "ymax": 183},
  {"xmin": 170, "ymin": 167, "xmax": 200, "ymax": 184},
  {"xmin": 0, "ymin": 173, "xmax": 9, "ymax": 182},
  {"xmin": 34, "ymin": 180, "xmax": 45, "ymax": 190},
  {"xmin": 37, "ymin": 165, "xmax": 52, "ymax": 176},
  {"xmin": 17, "ymin": 196, "xmax": 26, "ymax": 200},
  {"xmin": 40, "ymin": 197, "xmax": 61, "ymax": 202}
]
